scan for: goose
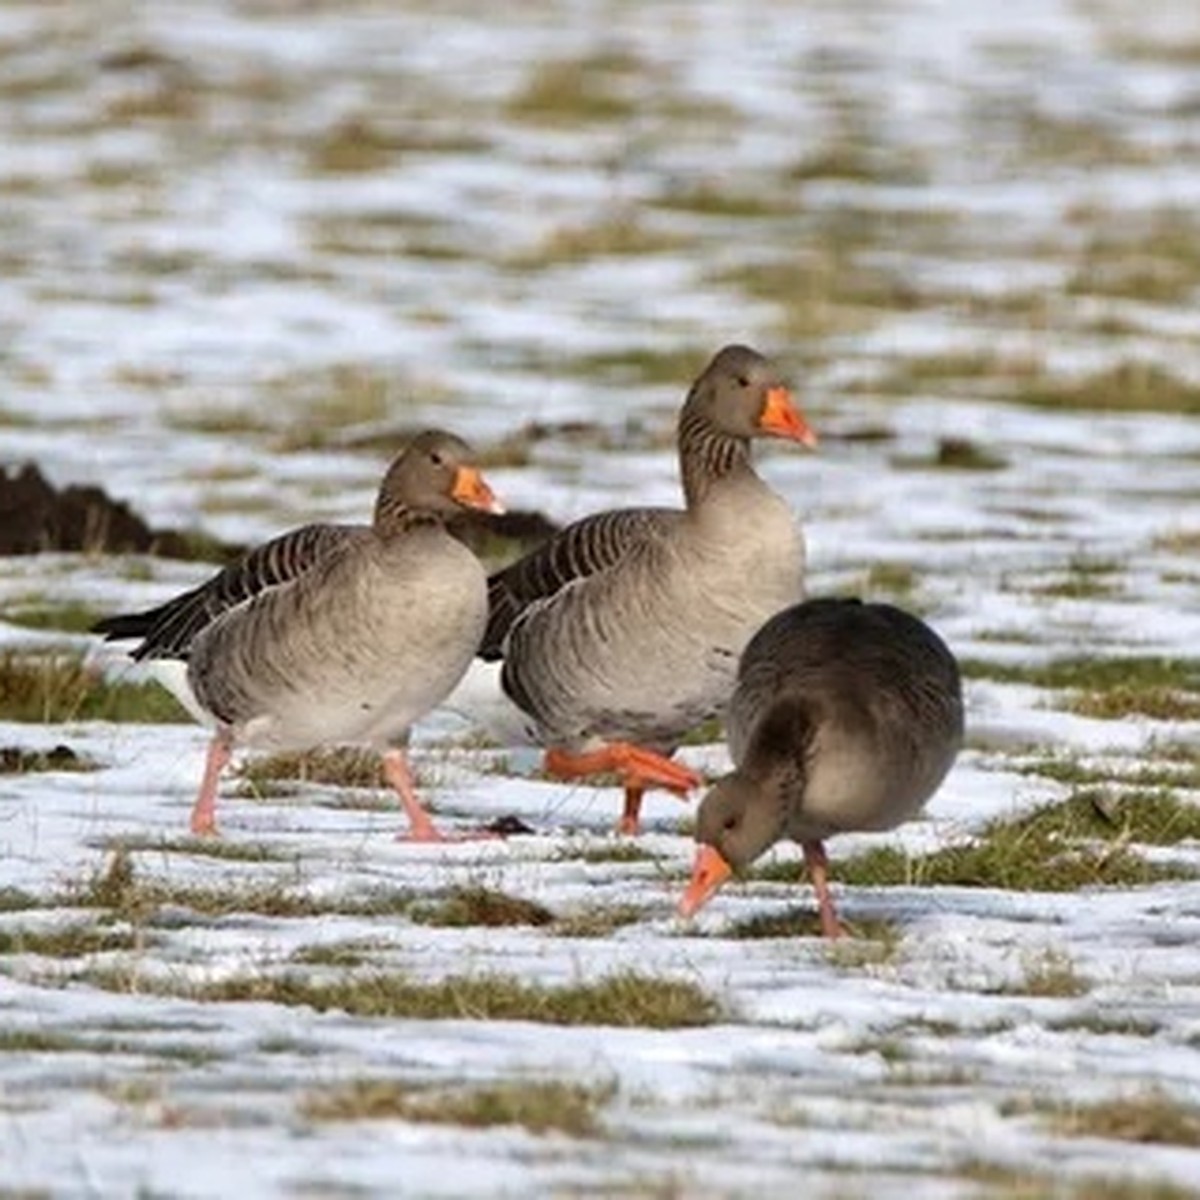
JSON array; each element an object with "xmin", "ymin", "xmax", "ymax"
[
  {"xmin": 678, "ymin": 597, "xmax": 964, "ymax": 937},
  {"xmin": 92, "ymin": 430, "xmax": 503, "ymax": 840},
  {"xmin": 469, "ymin": 344, "xmax": 817, "ymax": 834}
]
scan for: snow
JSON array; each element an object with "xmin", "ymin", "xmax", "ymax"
[{"xmin": 3, "ymin": 0, "xmax": 1200, "ymax": 1195}]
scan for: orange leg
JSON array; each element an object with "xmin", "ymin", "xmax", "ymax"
[
  {"xmin": 802, "ymin": 839, "xmax": 844, "ymax": 939},
  {"xmin": 191, "ymin": 727, "xmax": 232, "ymax": 837},
  {"xmin": 617, "ymin": 784, "xmax": 644, "ymax": 837},
  {"xmin": 544, "ymin": 743, "xmax": 699, "ymax": 795},
  {"xmin": 544, "ymin": 743, "xmax": 700, "ymax": 835}
]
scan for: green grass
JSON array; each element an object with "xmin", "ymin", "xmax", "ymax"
[
  {"xmin": 1067, "ymin": 212, "xmax": 1200, "ymax": 304},
  {"xmin": 507, "ymin": 52, "xmax": 641, "ymax": 123},
  {"xmin": 66, "ymin": 848, "xmax": 413, "ymax": 921},
  {"xmin": 300, "ymin": 1078, "xmax": 613, "ymax": 1137},
  {"xmin": 563, "ymin": 841, "xmax": 662, "ymax": 865},
  {"xmin": 1046, "ymin": 1091, "xmax": 1200, "ymax": 1147},
  {"xmin": 508, "ymin": 216, "xmax": 685, "ymax": 268},
  {"xmin": 1027, "ymin": 556, "xmax": 1122, "ymax": 601},
  {"xmin": 0, "ymin": 887, "xmax": 39, "ymax": 911},
  {"xmin": 410, "ymin": 885, "xmax": 555, "ymax": 928},
  {"xmin": 654, "ymin": 184, "xmax": 797, "ymax": 219},
  {"xmin": 0, "ymin": 923, "xmax": 141, "ymax": 957},
  {"xmin": 269, "ymin": 364, "xmax": 398, "ymax": 451},
  {"xmin": 2, "ymin": 600, "xmax": 108, "ymax": 634},
  {"xmin": 1010, "ymin": 362, "xmax": 1200, "ymax": 415},
  {"xmin": 0, "ymin": 653, "xmax": 190, "ymax": 723},
  {"xmin": 100, "ymin": 834, "xmax": 291, "ymax": 863},
  {"xmin": 81, "ymin": 966, "xmax": 725, "ymax": 1028},
  {"xmin": 1019, "ymin": 753, "xmax": 1200, "ymax": 791},
  {"xmin": 1045, "ymin": 1013, "xmax": 1160, "ymax": 1037},
  {"xmin": 859, "ymin": 353, "xmax": 1200, "ymax": 415},
  {"xmin": 995, "ymin": 948, "xmax": 1090, "ymax": 998},
  {"xmin": 754, "ymin": 792, "xmax": 1196, "ymax": 894},
  {"xmin": 0, "ymin": 1027, "xmax": 217, "ymax": 1067},
  {"xmin": 553, "ymin": 904, "xmax": 645, "ymax": 938},
  {"xmin": 725, "ymin": 907, "xmax": 899, "ymax": 946},
  {"xmin": 864, "ymin": 561, "xmax": 917, "ymax": 597},
  {"xmin": 960, "ymin": 655, "xmax": 1200, "ymax": 720},
  {"xmin": 290, "ymin": 940, "xmax": 386, "ymax": 968},
  {"xmin": 237, "ymin": 747, "xmax": 384, "ymax": 790},
  {"xmin": 558, "ymin": 345, "xmax": 713, "ymax": 388}
]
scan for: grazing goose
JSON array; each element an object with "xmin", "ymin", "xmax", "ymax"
[
  {"xmin": 93, "ymin": 430, "xmax": 502, "ymax": 840},
  {"xmin": 678, "ymin": 598, "xmax": 964, "ymax": 937},
  {"xmin": 477, "ymin": 344, "xmax": 817, "ymax": 834}
]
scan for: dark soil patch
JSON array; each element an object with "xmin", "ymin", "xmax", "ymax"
[
  {"xmin": 0, "ymin": 461, "xmax": 556, "ymax": 566},
  {"xmin": 0, "ymin": 462, "xmax": 239, "ymax": 561}
]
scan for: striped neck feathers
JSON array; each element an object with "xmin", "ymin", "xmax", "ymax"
[
  {"xmin": 372, "ymin": 493, "xmax": 443, "ymax": 539},
  {"xmin": 677, "ymin": 399, "xmax": 754, "ymax": 508}
]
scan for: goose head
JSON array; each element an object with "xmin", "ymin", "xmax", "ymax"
[
  {"xmin": 690, "ymin": 344, "xmax": 818, "ymax": 448},
  {"xmin": 375, "ymin": 429, "xmax": 504, "ymax": 529},
  {"xmin": 679, "ymin": 769, "xmax": 788, "ymax": 917}
]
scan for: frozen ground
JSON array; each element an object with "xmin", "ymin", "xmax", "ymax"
[{"xmin": 2, "ymin": 0, "xmax": 1200, "ymax": 1196}]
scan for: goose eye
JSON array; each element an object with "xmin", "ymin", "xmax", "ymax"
[
  {"xmin": 722, "ymin": 814, "xmax": 739, "ymax": 832},
  {"xmin": 429, "ymin": 451, "xmax": 444, "ymax": 467},
  {"xmin": 735, "ymin": 375, "xmax": 750, "ymax": 388}
]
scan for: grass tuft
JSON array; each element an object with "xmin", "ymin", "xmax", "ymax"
[
  {"xmin": 2, "ymin": 600, "xmax": 109, "ymax": 634},
  {"xmin": 997, "ymin": 948, "xmax": 1090, "ymax": 997},
  {"xmin": 961, "ymin": 655, "xmax": 1200, "ymax": 721},
  {"xmin": 300, "ymin": 1077, "xmax": 613, "ymax": 1137},
  {"xmin": 755, "ymin": 790, "xmax": 1196, "ymax": 894},
  {"xmin": 0, "ymin": 887, "xmax": 39, "ymax": 911},
  {"xmin": 67, "ymin": 848, "xmax": 413, "ymax": 921},
  {"xmin": 410, "ymin": 885, "xmax": 555, "ymax": 928},
  {"xmin": 1047, "ymin": 1091, "xmax": 1200, "ymax": 1146},
  {"xmin": 554, "ymin": 904, "xmax": 644, "ymax": 938},
  {"xmin": 0, "ymin": 923, "xmax": 140, "ymax": 957},
  {"xmin": 82, "ymin": 967, "xmax": 724, "ymax": 1028},
  {"xmin": 507, "ymin": 52, "xmax": 641, "ymax": 123},
  {"xmin": 237, "ymin": 747, "xmax": 384, "ymax": 790},
  {"xmin": 0, "ymin": 653, "xmax": 190, "ymax": 724}
]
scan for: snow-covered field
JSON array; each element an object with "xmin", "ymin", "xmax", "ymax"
[{"xmin": 3, "ymin": 0, "xmax": 1200, "ymax": 1195}]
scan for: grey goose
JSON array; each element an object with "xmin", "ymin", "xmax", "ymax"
[
  {"xmin": 93, "ymin": 430, "xmax": 502, "ymax": 840},
  {"xmin": 478, "ymin": 344, "xmax": 817, "ymax": 834},
  {"xmin": 679, "ymin": 597, "xmax": 964, "ymax": 936}
]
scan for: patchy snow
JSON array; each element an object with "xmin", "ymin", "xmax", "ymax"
[{"xmin": 3, "ymin": 0, "xmax": 1200, "ymax": 1195}]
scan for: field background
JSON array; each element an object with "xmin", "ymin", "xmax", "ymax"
[{"xmin": 2, "ymin": 0, "xmax": 1200, "ymax": 1196}]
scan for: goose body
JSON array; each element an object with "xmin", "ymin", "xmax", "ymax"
[
  {"xmin": 681, "ymin": 598, "xmax": 964, "ymax": 935},
  {"xmin": 93, "ymin": 430, "xmax": 501, "ymax": 838},
  {"xmin": 474, "ymin": 344, "xmax": 816, "ymax": 833}
]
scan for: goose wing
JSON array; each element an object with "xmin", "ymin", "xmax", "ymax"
[
  {"xmin": 481, "ymin": 506, "xmax": 678, "ymax": 659},
  {"xmin": 92, "ymin": 522, "xmax": 357, "ymax": 661}
]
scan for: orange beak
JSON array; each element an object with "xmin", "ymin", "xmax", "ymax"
[
  {"xmin": 451, "ymin": 465, "xmax": 504, "ymax": 515},
  {"xmin": 678, "ymin": 844, "xmax": 734, "ymax": 918},
  {"xmin": 759, "ymin": 385, "xmax": 818, "ymax": 448}
]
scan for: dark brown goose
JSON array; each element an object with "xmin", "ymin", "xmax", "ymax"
[
  {"xmin": 477, "ymin": 344, "xmax": 817, "ymax": 834},
  {"xmin": 93, "ymin": 430, "xmax": 502, "ymax": 840},
  {"xmin": 679, "ymin": 598, "xmax": 964, "ymax": 936}
]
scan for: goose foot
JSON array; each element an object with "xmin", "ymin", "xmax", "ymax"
[
  {"xmin": 544, "ymin": 743, "xmax": 700, "ymax": 801},
  {"xmin": 802, "ymin": 839, "xmax": 845, "ymax": 939}
]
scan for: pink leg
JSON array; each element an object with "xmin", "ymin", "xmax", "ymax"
[
  {"xmin": 802, "ymin": 839, "xmax": 845, "ymax": 939},
  {"xmin": 382, "ymin": 749, "xmax": 500, "ymax": 843},
  {"xmin": 616, "ymin": 785, "xmax": 644, "ymax": 836},
  {"xmin": 190, "ymin": 727, "xmax": 232, "ymax": 837}
]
